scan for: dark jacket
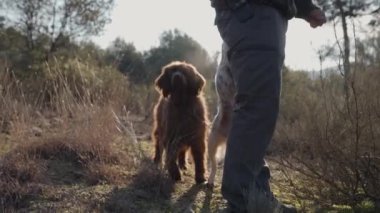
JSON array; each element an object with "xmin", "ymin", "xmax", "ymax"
[
  {"xmin": 211, "ymin": 0, "xmax": 320, "ymax": 20},
  {"xmin": 294, "ymin": 0, "xmax": 320, "ymax": 19}
]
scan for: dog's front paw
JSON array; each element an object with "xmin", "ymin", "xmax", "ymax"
[
  {"xmin": 171, "ymin": 173, "xmax": 182, "ymax": 182},
  {"xmin": 153, "ymin": 156, "xmax": 160, "ymax": 164},
  {"xmin": 179, "ymin": 163, "xmax": 187, "ymax": 171},
  {"xmin": 206, "ymin": 182, "xmax": 215, "ymax": 189},
  {"xmin": 169, "ymin": 166, "xmax": 182, "ymax": 182},
  {"xmin": 196, "ymin": 176, "xmax": 207, "ymax": 184}
]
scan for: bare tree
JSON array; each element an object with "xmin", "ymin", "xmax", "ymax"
[
  {"xmin": 316, "ymin": 0, "xmax": 380, "ymax": 97},
  {"xmin": 5, "ymin": 0, "xmax": 114, "ymax": 55}
]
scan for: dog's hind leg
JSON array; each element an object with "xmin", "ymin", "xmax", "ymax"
[
  {"xmin": 207, "ymin": 103, "xmax": 233, "ymax": 187},
  {"xmin": 207, "ymin": 42, "xmax": 235, "ymax": 187},
  {"xmin": 207, "ymin": 117, "xmax": 224, "ymax": 187}
]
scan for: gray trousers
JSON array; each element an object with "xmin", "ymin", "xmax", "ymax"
[{"xmin": 215, "ymin": 3, "xmax": 288, "ymax": 212}]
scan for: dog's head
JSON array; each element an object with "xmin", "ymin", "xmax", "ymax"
[{"xmin": 155, "ymin": 61, "xmax": 206, "ymax": 102}]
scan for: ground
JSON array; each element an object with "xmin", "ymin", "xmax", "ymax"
[
  {"xmin": 2, "ymin": 138, "xmax": 227, "ymax": 212},
  {"xmin": 0, "ymin": 114, "xmax": 376, "ymax": 213}
]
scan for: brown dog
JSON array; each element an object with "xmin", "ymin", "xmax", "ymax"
[{"xmin": 152, "ymin": 61, "xmax": 209, "ymax": 184}]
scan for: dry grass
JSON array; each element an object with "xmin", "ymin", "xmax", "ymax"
[
  {"xmin": 0, "ymin": 59, "xmax": 145, "ymax": 210},
  {"xmin": 0, "ymin": 106, "xmax": 136, "ymax": 208}
]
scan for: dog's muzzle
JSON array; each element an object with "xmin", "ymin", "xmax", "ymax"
[{"xmin": 171, "ymin": 71, "xmax": 187, "ymax": 88}]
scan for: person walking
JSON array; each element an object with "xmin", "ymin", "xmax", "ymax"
[{"xmin": 210, "ymin": 0, "xmax": 326, "ymax": 212}]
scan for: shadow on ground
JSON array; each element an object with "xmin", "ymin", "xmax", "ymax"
[
  {"xmin": 171, "ymin": 184, "xmax": 213, "ymax": 213},
  {"xmin": 103, "ymin": 157, "xmax": 226, "ymax": 212},
  {"xmin": 104, "ymin": 158, "xmax": 175, "ymax": 212}
]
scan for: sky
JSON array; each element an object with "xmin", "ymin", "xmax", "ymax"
[{"xmin": 92, "ymin": 0, "xmax": 340, "ymax": 71}]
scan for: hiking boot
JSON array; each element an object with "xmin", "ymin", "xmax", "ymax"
[
  {"xmin": 282, "ymin": 204, "xmax": 297, "ymax": 213},
  {"xmin": 221, "ymin": 199, "xmax": 296, "ymax": 213},
  {"xmin": 246, "ymin": 185, "xmax": 297, "ymax": 213},
  {"xmin": 273, "ymin": 202, "xmax": 297, "ymax": 213},
  {"xmin": 221, "ymin": 201, "xmax": 247, "ymax": 213}
]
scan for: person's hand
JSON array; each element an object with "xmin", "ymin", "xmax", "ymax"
[{"xmin": 306, "ymin": 9, "xmax": 327, "ymax": 28}]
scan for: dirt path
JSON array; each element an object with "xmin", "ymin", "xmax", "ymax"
[{"xmin": 7, "ymin": 140, "xmax": 227, "ymax": 213}]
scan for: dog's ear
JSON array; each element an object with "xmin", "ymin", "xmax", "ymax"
[
  {"xmin": 155, "ymin": 67, "xmax": 171, "ymax": 97},
  {"xmin": 188, "ymin": 66, "xmax": 206, "ymax": 96}
]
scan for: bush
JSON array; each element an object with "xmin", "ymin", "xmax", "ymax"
[
  {"xmin": 272, "ymin": 69, "xmax": 380, "ymax": 211},
  {"xmin": 0, "ymin": 106, "xmax": 142, "ymax": 208}
]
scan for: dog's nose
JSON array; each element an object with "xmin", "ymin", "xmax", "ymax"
[
  {"xmin": 172, "ymin": 71, "xmax": 183, "ymax": 79},
  {"xmin": 171, "ymin": 71, "xmax": 186, "ymax": 86}
]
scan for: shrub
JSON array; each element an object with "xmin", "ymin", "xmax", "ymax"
[{"xmin": 272, "ymin": 69, "xmax": 380, "ymax": 211}]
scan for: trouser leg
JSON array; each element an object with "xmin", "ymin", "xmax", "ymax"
[
  {"xmin": 222, "ymin": 89, "xmax": 280, "ymax": 211},
  {"xmin": 215, "ymin": 4, "xmax": 287, "ymax": 212}
]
